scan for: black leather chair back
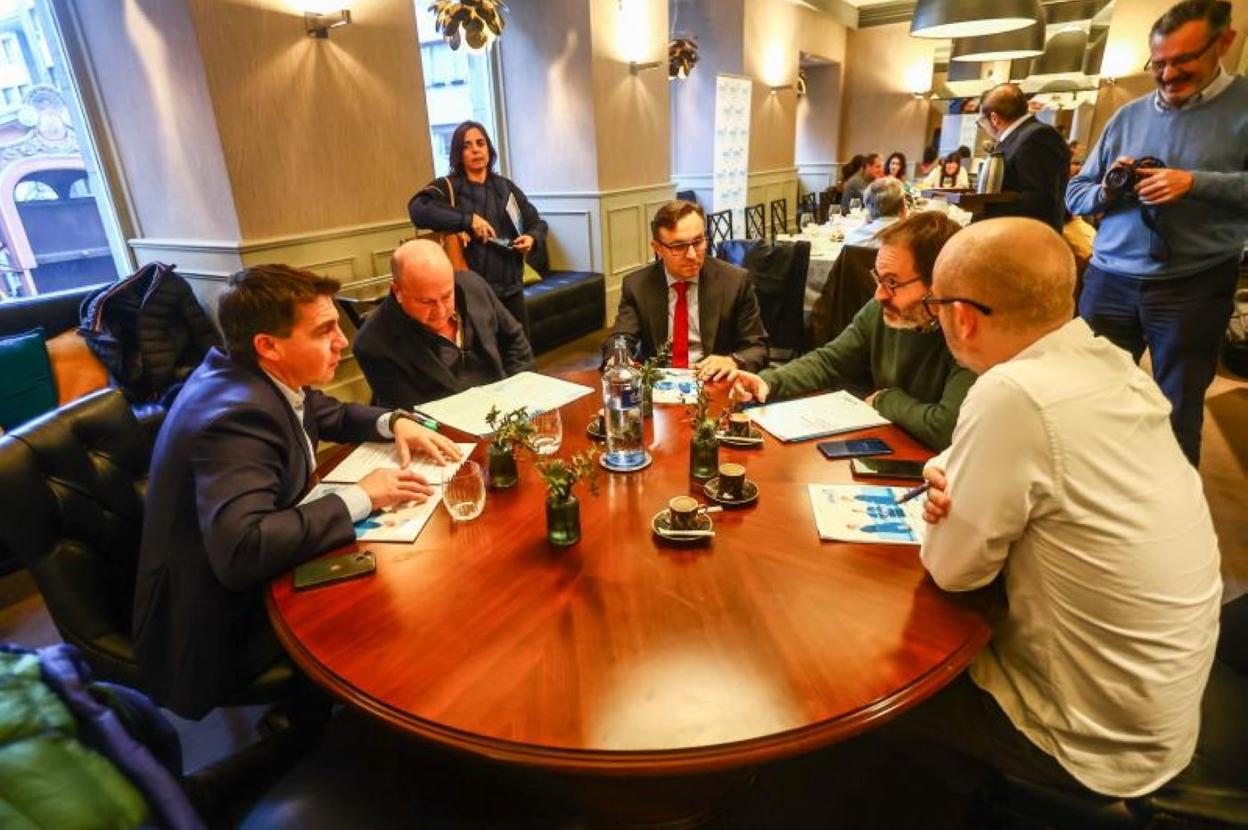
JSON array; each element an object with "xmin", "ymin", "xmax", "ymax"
[
  {"xmin": 745, "ymin": 240, "xmax": 811, "ymax": 362},
  {"xmin": 806, "ymin": 244, "xmax": 878, "ymax": 348},
  {"xmin": 0, "ymin": 389, "xmax": 156, "ymax": 689}
]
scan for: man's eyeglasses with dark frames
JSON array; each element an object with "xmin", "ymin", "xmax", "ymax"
[
  {"xmin": 921, "ymin": 296, "xmax": 994, "ymax": 317},
  {"xmin": 870, "ymin": 267, "xmax": 924, "ymax": 296},
  {"xmin": 655, "ymin": 236, "xmax": 708, "ymax": 255},
  {"xmin": 1144, "ymin": 35, "xmax": 1220, "ymax": 73}
]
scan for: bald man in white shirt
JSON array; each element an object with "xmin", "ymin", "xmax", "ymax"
[{"xmin": 899, "ymin": 218, "xmax": 1221, "ymax": 799}]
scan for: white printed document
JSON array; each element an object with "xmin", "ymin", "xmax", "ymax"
[
  {"xmin": 300, "ymin": 482, "xmax": 436, "ymax": 543},
  {"xmin": 750, "ymin": 390, "xmax": 889, "ymax": 442},
  {"xmin": 650, "ymin": 369, "xmax": 699, "ymax": 405},
  {"xmin": 416, "ymin": 372, "xmax": 593, "ymax": 436},
  {"xmin": 807, "ymin": 484, "xmax": 926, "ymax": 546},
  {"xmin": 322, "ymin": 442, "xmax": 476, "ymax": 483}
]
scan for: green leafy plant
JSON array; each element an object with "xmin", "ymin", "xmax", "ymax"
[
  {"xmin": 485, "ymin": 405, "xmax": 536, "ymax": 453},
  {"xmin": 687, "ymin": 379, "xmax": 718, "ymax": 443},
  {"xmin": 638, "ymin": 339, "xmax": 673, "ymax": 391},
  {"xmin": 536, "ymin": 448, "xmax": 601, "ymax": 502}
]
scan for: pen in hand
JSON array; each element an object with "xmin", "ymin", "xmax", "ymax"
[{"xmin": 895, "ymin": 481, "xmax": 932, "ymax": 505}]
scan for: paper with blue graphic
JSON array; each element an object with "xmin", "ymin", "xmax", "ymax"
[
  {"xmin": 807, "ymin": 484, "xmax": 926, "ymax": 545},
  {"xmin": 650, "ymin": 369, "xmax": 699, "ymax": 404}
]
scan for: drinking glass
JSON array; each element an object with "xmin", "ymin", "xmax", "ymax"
[
  {"xmin": 442, "ymin": 460, "xmax": 485, "ymax": 521},
  {"xmin": 530, "ymin": 409, "xmax": 563, "ymax": 457},
  {"xmin": 849, "ymin": 198, "xmax": 863, "ymax": 214}
]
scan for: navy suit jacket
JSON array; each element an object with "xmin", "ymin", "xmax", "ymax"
[
  {"xmin": 982, "ymin": 117, "xmax": 1071, "ymax": 231},
  {"xmin": 354, "ymin": 270, "xmax": 535, "ymax": 408},
  {"xmin": 606, "ymin": 257, "xmax": 769, "ymax": 372},
  {"xmin": 132, "ymin": 348, "xmax": 387, "ymax": 718}
]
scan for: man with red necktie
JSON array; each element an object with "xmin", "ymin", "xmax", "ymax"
[{"xmin": 606, "ymin": 200, "xmax": 768, "ymax": 379}]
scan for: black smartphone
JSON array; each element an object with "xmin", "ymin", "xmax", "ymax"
[
  {"xmin": 487, "ymin": 237, "xmax": 514, "ymax": 248},
  {"xmin": 816, "ymin": 437, "xmax": 893, "ymax": 460},
  {"xmin": 851, "ymin": 456, "xmax": 927, "ymax": 481},
  {"xmin": 293, "ymin": 551, "xmax": 376, "ymax": 591}
]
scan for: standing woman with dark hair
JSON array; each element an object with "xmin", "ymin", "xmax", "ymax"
[
  {"xmin": 408, "ymin": 120, "xmax": 547, "ymax": 334},
  {"xmin": 885, "ymin": 151, "xmax": 908, "ymax": 181}
]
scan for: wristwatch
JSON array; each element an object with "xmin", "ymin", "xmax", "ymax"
[{"xmin": 387, "ymin": 409, "xmax": 419, "ymax": 434}]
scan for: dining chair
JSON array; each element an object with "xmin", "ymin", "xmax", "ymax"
[
  {"xmin": 769, "ymin": 198, "xmax": 788, "ymax": 239},
  {"xmin": 744, "ymin": 203, "xmax": 765, "ymax": 240},
  {"xmin": 707, "ymin": 209, "xmax": 734, "ymax": 249}
]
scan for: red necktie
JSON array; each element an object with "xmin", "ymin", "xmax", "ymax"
[{"xmin": 671, "ymin": 281, "xmax": 689, "ymax": 368}]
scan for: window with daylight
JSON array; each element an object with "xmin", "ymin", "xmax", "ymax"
[
  {"xmin": 413, "ymin": 3, "xmax": 503, "ymax": 178},
  {"xmin": 0, "ymin": 0, "xmax": 126, "ymax": 303}
]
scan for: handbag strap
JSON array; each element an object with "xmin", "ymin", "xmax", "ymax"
[{"xmin": 444, "ymin": 176, "xmax": 455, "ymax": 208}]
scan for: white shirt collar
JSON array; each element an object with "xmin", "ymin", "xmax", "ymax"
[
  {"xmin": 262, "ymin": 369, "xmax": 306, "ymax": 412},
  {"xmin": 664, "ymin": 268, "xmax": 699, "ymax": 289},
  {"xmin": 996, "ymin": 112, "xmax": 1033, "ymax": 144},
  {"xmin": 1153, "ymin": 66, "xmax": 1233, "ymax": 111}
]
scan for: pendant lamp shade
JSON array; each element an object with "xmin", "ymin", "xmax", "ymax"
[
  {"xmin": 911, "ymin": 0, "xmax": 1044, "ymax": 39},
  {"xmin": 951, "ymin": 22, "xmax": 1046, "ymax": 62},
  {"xmin": 1031, "ymin": 29, "xmax": 1089, "ymax": 79}
]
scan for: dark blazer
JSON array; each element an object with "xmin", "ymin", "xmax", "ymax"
[
  {"xmin": 982, "ymin": 116, "xmax": 1071, "ymax": 231},
  {"xmin": 354, "ymin": 270, "xmax": 536, "ymax": 408},
  {"xmin": 607, "ymin": 257, "xmax": 768, "ymax": 372},
  {"xmin": 132, "ymin": 348, "xmax": 387, "ymax": 718}
]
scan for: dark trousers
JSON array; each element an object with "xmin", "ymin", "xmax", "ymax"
[
  {"xmin": 1078, "ymin": 258, "xmax": 1239, "ymax": 466},
  {"xmin": 882, "ymin": 672, "xmax": 1087, "ymax": 795},
  {"xmin": 499, "ymin": 290, "xmax": 531, "ymax": 340}
]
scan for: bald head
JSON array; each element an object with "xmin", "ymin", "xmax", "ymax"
[
  {"xmin": 391, "ymin": 239, "xmax": 456, "ymax": 330},
  {"xmin": 933, "ymin": 218, "xmax": 1075, "ymax": 332}
]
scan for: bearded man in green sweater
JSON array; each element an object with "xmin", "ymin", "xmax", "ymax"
[{"xmin": 730, "ymin": 211, "xmax": 973, "ymax": 450}]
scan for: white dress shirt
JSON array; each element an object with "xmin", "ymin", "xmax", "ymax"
[
  {"xmin": 665, "ymin": 269, "xmax": 703, "ymax": 365},
  {"xmin": 921, "ymin": 318, "xmax": 1221, "ymax": 797},
  {"xmin": 264, "ymin": 370, "xmax": 393, "ymax": 522}
]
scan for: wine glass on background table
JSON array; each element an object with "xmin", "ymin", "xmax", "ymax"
[
  {"xmin": 530, "ymin": 409, "xmax": 563, "ymax": 457},
  {"xmin": 442, "ymin": 461, "xmax": 485, "ymax": 521}
]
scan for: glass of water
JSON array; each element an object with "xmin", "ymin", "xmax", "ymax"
[
  {"xmin": 530, "ymin": 409, "xmax": 563, "ymax": 456},
  {"xmin": 442, "ymin": 460, "xmax": 485, "ymax": 521}
]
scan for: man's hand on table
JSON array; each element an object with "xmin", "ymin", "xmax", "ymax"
[
  {"xmin": 727, "ymin": 370, "xmax": 770, "ymax": 404},
  {"xmin": 922, "ymin": 463, "xmax": 951, "ymax": 526},
  {"xmin": 392, "ymin": 418, "xmax": 463, "ymax": 467},
  {"xmin": 358, "ymin": 469, "xmax": 434, "ymax": 509},
  {"xmin": 694, "ymin": 354, "xmax": 738, "ymax": 382}
]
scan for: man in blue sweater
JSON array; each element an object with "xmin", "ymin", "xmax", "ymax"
[{"xmin": 1067, "ymin": 0, "xmax": 1246, "ymax": 465}]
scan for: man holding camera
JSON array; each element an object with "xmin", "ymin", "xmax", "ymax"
[{"xmin": 1066, "ymin": 0, "xmax": 1247, "ymax": 466}]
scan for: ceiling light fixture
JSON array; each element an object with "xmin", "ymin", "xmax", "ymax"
[
  {"xmin": 1029, "ymin": 29, "xmax": 1088, "ymax": 79},
  {"xmin": 911, "ymin": 0, "xmax": 1043, "ymax": 39},
  {"xmin": 429, "ymin": 0, "xmax": 507, "ymax": 52},
  {"xmin": 668, "ymin": 36, "xmax": 699, "ymax": 80},
  {"xmin": 950, "ymin": 21, "xmax": 1045, "ymax": 62}
]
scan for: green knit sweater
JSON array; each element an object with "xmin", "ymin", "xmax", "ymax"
[{"xmin": 759, "ymin": 300, "xmax": 975, "ymax": 450}]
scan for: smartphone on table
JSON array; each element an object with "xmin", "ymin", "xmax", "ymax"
[
  {"xmin": 816, "ymin": 437, "xmax": 893, "ymax": 460},
  {"xmin": 850, "ymin": 456, "xmax": 927, "ymax": 481},
  {"xmin": 293, "ymin": 551, "xmax": 376, "ymax": 591}
]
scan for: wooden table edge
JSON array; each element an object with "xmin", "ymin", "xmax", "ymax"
[{"xmin": 266, "ymin": 587, "xmax": 992, "ymax": 776}]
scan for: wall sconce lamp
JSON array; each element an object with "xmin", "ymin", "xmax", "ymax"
[
  {"xmin": 769, "ymin": 84, "xmax": 794, "ymax": 95},
  {"xmin": 630, "ymin": 60, "xmax": 663, "ymax": 75},
  {"xmin": 305, "ymin": 9, "xmax": 352, "ymax": 38}
]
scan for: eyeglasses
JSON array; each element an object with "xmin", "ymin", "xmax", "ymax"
[
  {"xmin": 655, "ymin": 236, "xmax": 708, "ymax": 255},
  {"xmin": 870, "ymin": 267, "xmax": 924, "ymax": 296},
  {"xmin": 1144, "ymin": 35, "xmax": 1220, "ymax": 73},
  {"xmin": 921, "ymin": 295, "xmax": 994, "ymax": 317}
]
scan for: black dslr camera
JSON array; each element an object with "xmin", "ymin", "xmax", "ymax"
[{"xmin": 1103, "ymin": 156, "xmax": 1165, "ymax": 196}]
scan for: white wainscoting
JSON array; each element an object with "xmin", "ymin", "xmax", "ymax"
[
  {"xmin": 129, "ymin": 218, "xmax": 413, "ymax": 401},
  {"xmin": 796, "ymin": 162, "xmax": 839, "ymax": 197},
  {"xmin": 528, "ymin": 181, "xmax": 675, "ymax": 325}
]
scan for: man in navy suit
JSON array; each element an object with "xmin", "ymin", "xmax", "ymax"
[
  {"xmin": 354, "ymin": 239, "xmax": 535, "ymax": 408},
  {"xmin": 132, "ymin": 264, "xmax": 461, "ymax": 719},
  {"xmin": 976, "ymin": 83, "xmax": 1072, "ymax": 231}
]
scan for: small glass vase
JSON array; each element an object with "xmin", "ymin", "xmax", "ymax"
[
  {"xmin": 546, "ymin": 494, "xmax": 581, "ymax": 546},
  {"xmin": 487, "ymin": 444, "xmax": 518, "ymax": 489},
  {"xmin": 689, "ymin": 435, "xmax": 719, "ymax": 482}
]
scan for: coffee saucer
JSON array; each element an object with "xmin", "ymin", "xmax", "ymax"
[
  {"xmin": 715, "ymin": 426, "xmax": 765, "ymax": 448},
  {"xmin": 651, "ymin": 509, "xmax": 714, "ymax": 542},
  {"xmin": 703, "ymin": 476, "xmax": 759, "ymax": 507},
  {"xmin": 599, "ymin": 451, "xmax": 653, "ymax": 473},
  {"xmin": 586, "ymin": 414, "xmax": 606, "ymax": 441}
]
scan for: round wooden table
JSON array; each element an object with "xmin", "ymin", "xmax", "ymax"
[{"xmin": 268, "ymin": 371, "xmax": 997, "ymax": 791}]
